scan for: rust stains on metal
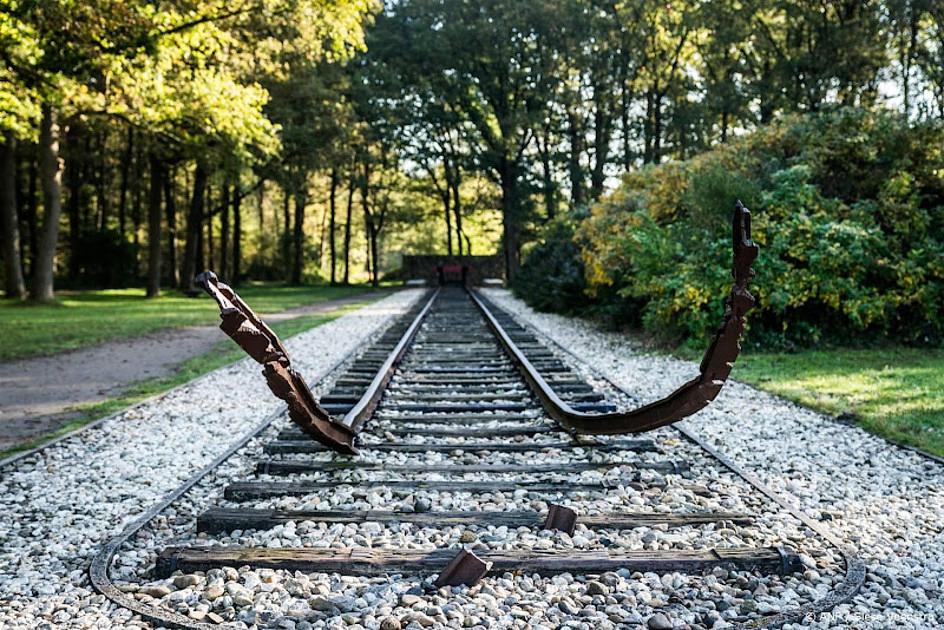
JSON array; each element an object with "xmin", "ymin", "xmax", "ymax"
[
  {"xmin": 543, "ymin": 504, "xmax": 578, "ymax": 535},
  {"xmin": 195, "ymin": 271, "xmax": 357, "ymax": 454},
  {"xmin": 434, "ymin": 549, "xmax": 490, "ymax": 587},
  {"xmin": 470, "ymin": 200, "xmax": 759, "ymax": 435}
]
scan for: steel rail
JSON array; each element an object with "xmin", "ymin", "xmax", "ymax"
[
  {"xmin": 340, "ymin": 288, "xmax": 440, "ymax": 432},
  {"xmin": 87, "ymin": 300, "xmax": 402, "ymax": 630},
  {"xmin": 484, "ymin": 292, "xmax": 867, "ymax": 629},
  {"xmin": 468, "ymin": 201, "xmax": 759, "ymax": 435},
  {"xmin": 90, "ymin": 281, "xmax": 862, "ymax": 630}
]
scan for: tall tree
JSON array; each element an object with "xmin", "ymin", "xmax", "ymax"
[
  {"xmin": 0, "ymin": 134, "xmax": 26, "ymax": 298},
  {"xmin": 32, "ymin": 106, "xmax": 63, "ymax": 302},
  {"xmin": 146, "ymin": 152, "xmax": 163, "ymax": 297},
  {"xmin": 328, "ymin": 168, "xmax": 339, "ymax": 284},
  {"xmin": 377, "ymin": 0, "xmax": 559, "ymax": 281}
]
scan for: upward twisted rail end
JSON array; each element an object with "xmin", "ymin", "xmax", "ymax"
[
  {"xmin": 195, "ymin": 271, "xmax": 357, "ymax": 454},
  {"xmin": 471, "ymin": 199, "xmax": 759, "ymax": 434}
]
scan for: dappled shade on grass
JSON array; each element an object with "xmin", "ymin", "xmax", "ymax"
[{"xmin": 733, "ymin": 347, "xmax": 944, "ymax": 457}]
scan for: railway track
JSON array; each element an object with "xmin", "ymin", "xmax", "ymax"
[
  {"xmin": 90, "ymin": 206, "xmax": 864, "ymax": 628},
  {"xmin": 90, "ymin": 287, "xmax": 863, "ymax": 629}
]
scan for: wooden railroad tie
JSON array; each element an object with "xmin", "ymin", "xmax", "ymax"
[
  {"xmin": 195, "ymin": 507, "xmax": 751, "ymax": 534},
  {"xmin": 155, "ymin": 546, "xmax": 802, "ymax": 582}
]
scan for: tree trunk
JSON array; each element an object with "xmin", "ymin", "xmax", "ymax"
[
  {"xmin": 621, "ymin": 61, "xmax": 632, "ymax": 171},
  {"xmin": 1, "ymin": 134, "xmax": 26, "ymax": 298},
  {"xmin": 24, "ymin": 150, "xmax": 38, "ymax": 276},
  {"xmin": 292, "ymin": 186, "xmax": 306, "ymax": 285},
  {"xmin": 369, "ymin": 227, "xmax": 379, "ymax": 288},
  {"xmin": 205, "ymin": 184, "xmax": 213, "ymax": 271},
  {"xmin": 328, "ymin": 168, "xmax": 338, "ymax": 285},
  {"xmin": 643, "ymin": 89, "xmax": 654, "ymax": 164},
  {"xmin": 66, "ymin": 125, "xmax": 83, "ymax": 282},
  {"xmin": 451, "ymin": 172, "xmax": 463, "ymax": 256},
  {"xmin": 442, "ymin": 183, "xmax": 452, "ymax": 256},
  {"xmin": 282, "ymin": 187, "xmax": 291, "ymax": 273},
  {"xmin": 195, "ymin": 212, "xmax": 204, "ymax": 276},
  {"xmin": 316, "ymin": 197, "xmax": 328, "ymax": 269},
  {"xmin": 360, "ymin": 162, "xmax": 375, "ymax": 286},
  {"xmin": 131, "ymin": 139, "xmax": 142, "ymax": 249},
  {"xmin": 567, "ymin": 106, "xmax": 585, "ymax": 206},
  {"xmin": 118, "ymin": 126, "xmax": 133, "ymax": 238},
  {"xmin": 32, "ymin": 105, "xmax": 64, "ymax": 302},
  {"xmin": 96, "ymin": 127, "xmax": 109, "ymax": 233},
  {"xmin": 163, "ymin": 167, "xmax": 178, "ymax": 288},
  {"xmin": 181, "ymin": 163, "xmax": 206, "ymax": 291},
  {"xmin": 498, "ymin": 157, "xmax": 520, "ymax": 283},
  {"xmin": 590, "ymin": 85, "xmax": 610, "ymax": 201},
  {"xmin": 652, "ymin": 92, "xmax": 662, "ymax": 163},
  {"xmin": 146, "ymin": 152, "xmax": 162, "ymax": 298},
  {"xmin": 220, "ymin": 184, "xmax": 230, "ymax": 280},
  {"xmin": 233, "ymin": 186, "xmax": 241, "ymax": 286},
  {"xmin": 539, "ymin": 123, "xmax": 555, "ymax": 221},
  {"xmin": 343, "ymin": 175, "xmax": 354, "ymax": 285},
  {"xmin": 364, "ymin": 221, "xmax": 372, "ymax": 285}
]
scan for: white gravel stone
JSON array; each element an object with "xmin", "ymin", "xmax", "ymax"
[
  {"xmin": 5, "ymin": 285, "xmax": 939, "ymax": 630},
  {"xmin": 0, "ymin": 289, "xmax": 423, "ymax": 629},
  {"xmin": 484, "ymin": 288, "xmax": 944, "ymax": 630}
]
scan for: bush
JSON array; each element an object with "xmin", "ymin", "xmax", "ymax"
[
  {"xmin": 513, "ymin": 215, "xmax": 591, "ymax": 316},
  {"xmin": 534, "ymin": 108, "xmax": 944, "ymax": 347}
]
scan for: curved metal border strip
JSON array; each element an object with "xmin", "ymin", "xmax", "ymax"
[
  {"xmin": 88, "ymin": 295, "xmax": 418, "ymax": 629},
  {"xmin": 89, "ymin": 412, "xmax": 278, "ymax": 630},
  {"xmin": 487, "ymin": 299, "xmax": 867, "ymax": 629},
  {"xmin": 678, "ymin": 425, "xmax": 867, "ymax": 629},
  {"xmin": 469, "ymin": 201, "xmax": 758, "ymax": 435}
]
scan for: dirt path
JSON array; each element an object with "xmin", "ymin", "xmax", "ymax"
[{"xmin": 0, "ymin": 291, "xmax": 384, "ymax": 452}]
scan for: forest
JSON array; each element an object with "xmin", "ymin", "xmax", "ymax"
[{"xmin": 1, "ymin": 0, "xmax": 943, "ymax": 313}]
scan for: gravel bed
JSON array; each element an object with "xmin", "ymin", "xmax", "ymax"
[
  {"xmin": 114, "ymin": 290, "xmax": 846, "ymax": 630},
  {"xmin": 0, "ymin": 289, "xmax": 423, "ymax": 630},
  {"xmin": 484, "ymin": 288, "xmax": 944, "ymax": 630},
  {"xmin": 5, "ymin": 284, "xmax": 934, "ymax": 630}
]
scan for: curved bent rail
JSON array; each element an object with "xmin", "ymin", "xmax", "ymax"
[
  {"xmin": 196, "ymin": 271, "xmax": 358, "ymax": 454},
  {"xmin": 470, "ymin": 200, "xmax": 759, "ymax": 435}
]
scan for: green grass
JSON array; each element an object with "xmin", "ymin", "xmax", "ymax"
[
  {"xmin": 0, "ymin": 301, "xmax": 374, "ymax": 460},
  {"xmin": 0, "ymin": 283, "xmax": 369, "ymax": 361},
  {"xmin": 731, "ymin": 346, "xmax": 944, "ymax": 457}
]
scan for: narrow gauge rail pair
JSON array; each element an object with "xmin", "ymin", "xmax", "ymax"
[{"xmin": 91, "ymin": 203, "xmax": 865, "ymax": 629}]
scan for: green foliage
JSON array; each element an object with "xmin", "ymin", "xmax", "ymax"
[
  {"xmin": 569, "ymin": 108, "xmax": 944, "ymax": 347},
  {"xmin": 513, "ymin": 216, "xmax": 588, "ymax": 316}
]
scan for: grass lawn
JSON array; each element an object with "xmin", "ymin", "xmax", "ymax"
[
  {"xmin": 732, "ymin": 346, "xmax": 944, "ymax": 458},
  {"xmin": 0, "ymin": 300, "xmax": 375, "ymax": 460},
  {"xmin": 0, "ymin": 283, "xmax": 369, "ymax": 361}
]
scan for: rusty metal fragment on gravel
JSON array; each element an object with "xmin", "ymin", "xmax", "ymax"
[
  {"xmin": 434, "ymin": 549, "xmax": 490, "ymax": 587},
  {"xmin": 195, "ymin": 270, "xmax": 357, "ymax": 454},
  {"xmin": 543, "ymin": 504, "xmax": 578, "ymax": 535}
]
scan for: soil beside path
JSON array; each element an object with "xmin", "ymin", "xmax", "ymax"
[{"xmin": 0, "ymin": 290, "xmax": 385, "ymax": 452}]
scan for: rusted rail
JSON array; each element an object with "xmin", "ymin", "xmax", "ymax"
[
  {"xmin": 469, "ymin": 201, "xmax": 759, "ymax": 435},
  {"xmin": 196, "ymin": 272, "xmax": 437, "ymax": 454},
  {"xmin": 196, "ymin": 271, "xmax": 358, "ymax": 453},
  {"xmin": 90, "ymin": 221, "xmax": 866, "ymax": 630}
]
